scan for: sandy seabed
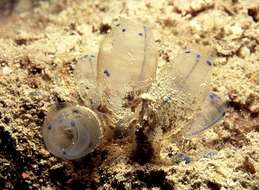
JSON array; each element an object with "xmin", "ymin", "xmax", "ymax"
[{"xmin": 0, "ymin": 0, "xmax": 258, "ymax": 189}]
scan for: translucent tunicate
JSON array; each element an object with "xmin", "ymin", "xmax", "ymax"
[
  {"xmin": 150, "ymin": 49, "xmax": 226, "ymax": 138},
  {"xmin": 76, "ymin": 54, "xmax": 97, "ymax": 86},
  {"xmin": 171, "ymin": 50, "xmax": 213, "ymax": 108},
  {"xmin": 97, "ymin": 17, "xmax": 158, "ymax": 113},
  {"xmin": 43, "ymin": 103, "xmax": 102, "ymax": 160},
  {"xmin": 75, "ymin": 53, "xmax": 100, "ymax": 108},
  {"xmin": 171, "ymin": 50, "xmax": 226, "ymax": 137},
  {"xmin": 183, "ymin": 92, "xmax": 226, "ymax": 137}
]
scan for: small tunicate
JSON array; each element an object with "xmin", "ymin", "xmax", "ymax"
[
  {"xmin": 74, "ymin": 53, "xmax": 100, "ymax": 108},
  {"xmin": 43, "ymin": 103, "xmax": 102, "ymax": 160},
  {"xmin": 170, "ymin": 50, "xmax": 226, "ymax": 137},
  {"xmin": 152, "ymin": 49, "xmax": 226, "ymax": 138},
  {"xmin": 75, "ymin": 54, "xmax": 97, "ymax": 84}
]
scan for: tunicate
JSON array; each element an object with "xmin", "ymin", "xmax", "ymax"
[
  {"xmin": 152, "ymin": 49, "xmax": 226, "ymax": 138},
  {"xmin": 171, "ymin": 50, "xmax": 213, "ymax": 108},
  {"xmin": 75, "ymin": 53, "xmax": 101, "ymax": 109},
  {"xmin": 97, "ymin": 17, "xmax": 158, "ymax": 113},
  {"xmin": 171, "ymin": 50, "xmax": 226, "ymax": 137},
  {"xmin": 75, "ymin": 17, "xmax": 158, "ymax": 122},
  {"xmin": 43, "ymin": 103, "xmax": 102, "ymax": 160},
  {"xmin": 183, "ymin": 92, "xmax": 226, "ymax": 137}
]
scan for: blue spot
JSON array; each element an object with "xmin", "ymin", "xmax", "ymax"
[
  {"xmin": 48, "ymin": 125, "xmax": 52, "ymax": 130},
  {"xmin": 71, "ymin": 121, "xmax": 76, "ymax": 127},
  {"xmin": 206, "ymin": 60, "xmax": 212, "ymax": 66},
  {"xmin": 104, "ymin": 69, "xmax": 110, "ymax": 77},
  {"xmin": 196, "ymin": 53, "xmax": 201, "ymax": 59},
  {"xmin": 209, "ymin": 93, "xmax": 216, "ymax": 100}
]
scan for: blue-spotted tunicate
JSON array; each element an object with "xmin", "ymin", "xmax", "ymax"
[
  {"xmin": 171, "ymin": 50, "xmax": 226, "ymax": 137},
  {"xmin": 97, "ymin": 18, "xmax": 157, "ymax": 96},
  {"xmin": 149, "ymin": 49, "xmax": 226, "ymax": 138},
  {"xmin": 43, "ymin": 103, "xmax": 102, "ymax": 160},
  {"xmin": 75, "ymin": 53, "xmax": 100, "ymax": 108},
  {"xmin": 76, "ymin": 17, "xmax": 158, "ymax": 121}
]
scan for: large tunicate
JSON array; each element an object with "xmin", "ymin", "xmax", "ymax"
[
  {"xmin": 43, "ymin": 103, "xmax": 102, "ymax": 160},
  {"xmin": 75, "ymin": 17, "xmax": 158, "ymax": 122},
  {"xmin": 97, "ymin": 17, "xmax": 158, "ymax": 113}
]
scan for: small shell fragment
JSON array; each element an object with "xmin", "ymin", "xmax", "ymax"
[{"xmin": 43, "ymin": 103, "xmax": 102, "ymax": 160}]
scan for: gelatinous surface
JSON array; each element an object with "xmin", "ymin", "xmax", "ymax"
[
  {"xmin": 149, "ymin": 49, "xmax": 225, "ymax": 138},
  {"xmin": 171, "ymin": 50, "xmax": 213, "ymax": 107},
  {"xmin": 74, "ymin": 53, "xmax": 100, "ymax": 108},
  {"xmin": 171, "ymin": 51, "xmax": 226, "ymax": 136},
  {"xmin": 98, "ymin": 17, "xmax": 157, "ymax": 91},
  {"xmin": 183, "ymin": 92, "xmax": 226, "ymax": 137},
  {"xmin": 43, "ymin": 103, "xmax": 102, "ymax": 160},
  {"xmin": 97, "ymin": 17, "xmax": 158, "ymax": 112},
  {"xmin": 75, "ymin": 54, "xmax": 97, "ymax": 85}
]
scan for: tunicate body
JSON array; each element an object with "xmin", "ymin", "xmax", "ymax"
[
  {"xmin": 151, "ymin": 49, "xmax": 226, "ymax": 138},
  {"xmin": 184, "ymin": 92, "xmax": 226, "ymax": 137},
  {"xmin": 171, "ymin": 50, "xmax": 226, "ymax": 137},
  {"xmin": 75, "ymin": 54, "xmax": 100, "ymax": 108},
  {"xmin": 97, "ymin": 17, "xmax": 158, "ymax": 112},
  {"xmin": 75, "ymin": 17, "xmax": 158, "ymax": 117},
  {"xmin": 43, "ymin": 103, "xmax": 102, "ymax": 160},
  {"xmin": 171, "ymin": 50, "xmax": 212, "ymax": 108},
  {"xmin": 74, "ymin": 17, "xmax": 224, "ymax": 141}
]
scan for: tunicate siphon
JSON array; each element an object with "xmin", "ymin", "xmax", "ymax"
[{"xmin": 43, "ymin": 103, "xmax": 102, "ymax": 160}]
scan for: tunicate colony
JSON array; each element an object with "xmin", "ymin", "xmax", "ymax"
[{"xmin": 42, "ymin": 17, "xmax": 226, "ymax": 160}]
